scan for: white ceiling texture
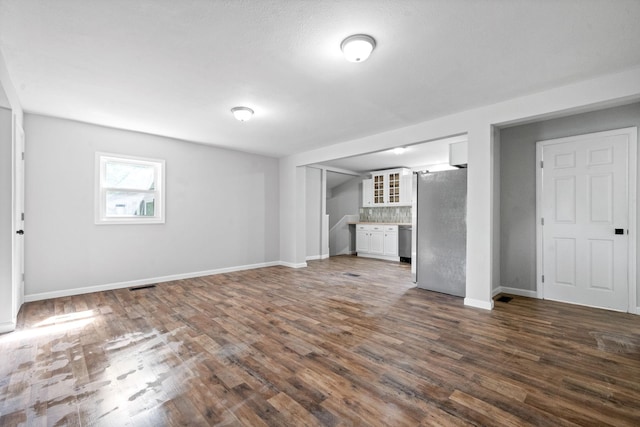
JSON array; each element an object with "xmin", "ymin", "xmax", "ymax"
[{"xmin": 1, "ymin": 0, "xmax": 640, "ymax": 162}]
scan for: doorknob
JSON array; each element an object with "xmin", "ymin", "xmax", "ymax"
[
  {"xmin": 16, "ymin": 230, "xmax": 24, "ymax": 235},
  {"xmin": 614, "ymin": 228, "xmax": 624, "ymax": 235}
]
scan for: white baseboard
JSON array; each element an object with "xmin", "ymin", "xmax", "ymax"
[
  {"xmin": 277, "ymin": 261, "xmax": 307, "ymax": 269},
  {"xmin": 24, "ymin": 261, "xmax": 283, "ymax": 302},
  {"xmin": 333, "ymin": 250, "xmax": 356, "ymax": 256},
  {"xmin": 0, "ymin": 320, "xmax": 16, "ymax": 334},
  {"xmin": 306, "ymin": 254, "xmax": 331, "ymax": 261},
  {"xmin": 492, "ymin": 286, "xmax": 539, "ymax": 299},
  {"xmin": 356, "ymin": 253, "xmax": 400, "ymax": 262},
  {"xmin": 464, "ymin": 298, "xmax": 494, "ymax": 310}
]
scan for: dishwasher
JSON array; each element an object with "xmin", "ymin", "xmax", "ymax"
[{"xmin": 398, "ymin": 225, "xmax": 412, "ymax": 263}]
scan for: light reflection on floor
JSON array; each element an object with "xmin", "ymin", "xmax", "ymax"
[{"xmin": 1, "ymin": 312, "xmax": 204, "ymax": 425}]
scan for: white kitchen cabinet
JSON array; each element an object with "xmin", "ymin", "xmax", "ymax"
[
  {"xmin": 356, "ymin": 224, "xmax": 398, "ymax": 261},
  {"xmin": 356, "ymin": 229, "xmax": 369, "ymax": 252},
  {"xmin": 365, "ymin": 168, "xmax": 412, "ymax": 206},
  {"xmin": 449, "ymin": 141, "xmax": 468, "ymax": 167},
  {"xmin": 400, "ymin": 174, "xmax": 413, "ymax": 205},
  {"xmin": 362, "ymin": 179, "xmax": 373, "ymax": 207},
  {"xmin": 383, "ymin": 225, "xmax": 398, "ymax": 256},
  {"xmin": 369, "ymin": 230, "xmax": 384, "ymax": 254},
  {"xmin": 371, "ymin": 173, "xmax": 386, "ymax": 205}
]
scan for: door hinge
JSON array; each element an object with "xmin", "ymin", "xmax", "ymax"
[
  {"xmin": 22, "ymin": 273, "xmax": 25, "ymax": 282},
  {"xmin": 540, "ymin": 160, "xmax": 543, "ymax": 168},
  {"xmin": 21, "ymin": 152, "xmax": 24, "ymax": 160},
  {"xmin": 21, "ymin": 212, "xmax": 24, "ymax": 221},
  {"xmin": 541, "ymin": 218, "xmax": 544, "ymax": 226},
  {"xmin": 541, "ymin": 275, "xmax": 545, "ymax": 283}
]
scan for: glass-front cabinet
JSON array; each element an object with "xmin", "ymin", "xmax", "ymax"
[
  {"xmin": 387, "ymin": 171, "xmax": 401, "ymax": 204},
  {"xmin": 373, "ymin": 174, "xmax": 385, "ymax": 204},
  {"xmin": 364, "ymin": 168, "xmax": 411, "ymax": 206}
]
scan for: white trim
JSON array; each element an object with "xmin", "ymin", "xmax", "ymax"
[
  {"xmin": 24, "ymin": 261, "xmax": 281, "ymax": 302},
  {"xmin": 627, "ymin": 129, "xmax": 637, "ymax": 314},
  {"xmin": 356, "ymin": 253, "xmax": 400, "ymax": 262},
  {"xmin": 306, "ymin": 254, "xmax": 331, "ymax": 261},
  {"xmin": 536, "ymin": 127, "xmax": 638, "ymax": 313},
  {"xmin": 535, "ymin": 142, "xmax": 544, "ymax": 299},
  {"xmin": 336, "ymin": 250, "xmax": 356, "ymax": 256},
  {"xmin": 464, "ymin": 298, "xmax": 494, "ymax": 310},
  {"xmin": 492, "ymin": 286, "xmax": 539, "ymax": 299},
  {"xmin": 279, "ymin": 261, "xmax": 308, "ymax": 269},
  {"xmin": 0, "ymin": 320, "xmax": 16, "ymax": 334},
  {"xmin": 306, "ymin": 164, "xmax": 361, "ymax": 177}
]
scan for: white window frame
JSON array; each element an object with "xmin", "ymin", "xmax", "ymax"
[{"xmin": 95, "ymin": 152, "xmax": 165, "ymax": 225}]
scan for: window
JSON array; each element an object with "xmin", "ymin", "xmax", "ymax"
[{"xmin": 95, "ymin": 153, "xmax": 165, "ymax": 224}]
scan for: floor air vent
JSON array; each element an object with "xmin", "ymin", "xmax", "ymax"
[
  {"xmin": 343, "ymin": 273, "xmax": 361, "ymax": 277},
  {"xmin": 496, "ymin": 296, "xmax": 513, "ymax": 303},
  {"xmin": 130, "ymin": 284, "xmax": 157, "ymax": 291}
]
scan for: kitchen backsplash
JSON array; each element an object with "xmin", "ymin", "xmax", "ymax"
[{"xmin": 359, "ymin": 206, "xmax": 412, "ymax": 223}]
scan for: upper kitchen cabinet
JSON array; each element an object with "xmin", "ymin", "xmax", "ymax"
[
  {"xmin": 362, "ymin": 178, "xmax": 373, "ymax": 207},
  {"xmin": 449, "ymin": 141, "xmax": 468, "ymax": 167},
  {"xmin": 363, "ymin": 168, "xmax": 412, "ymax": 207}
]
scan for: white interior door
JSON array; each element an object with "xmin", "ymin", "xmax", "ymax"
[
  {"xmin": 12, "ymin": 119, "xmax": 25, "ymax": 318},
  {"xmin": 537, "ymin": 127, "xmax": 637, "ymax": 312}
]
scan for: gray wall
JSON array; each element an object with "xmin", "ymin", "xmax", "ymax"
[
  {"xmin": 500, "ymin": 102, "xmax": 640, "ymax": 307},
  {"xmin": 327, "ymin": 175, "xmax": 361, "ymax": 229},
  {"xmin": 0, "ymin": 108, "xmax": 11, "ymax": 321},
  {"xmin": 25, "ymin": 114, "xmax": 280, "ymax": 297},
  {"xmin": 305, "ymin": 167, "xmax": 322, "ymax": 258}
]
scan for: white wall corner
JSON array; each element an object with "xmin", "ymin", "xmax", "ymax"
[
  {"xmin": 0, "ymin": 320, "xmax": 16, "ymax": 334},
  {"xmin": 464, "ymin": 297, "xmax": 494, "ymax": 310},
  {"xmin": 279, "ymin": 261, "xmax": 308, "ymax": 269},
  {"xmin": 496, "ymin": 287, "xmax": 539, "ymax": 299}
]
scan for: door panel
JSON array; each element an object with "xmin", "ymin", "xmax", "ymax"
[
  {"xmin": 554, "ymin": 238, "xmax": 575, "ymax": 286},
  {"xmin": 356, "ymin": 230, "xmax": 368, "ymax": 253},
  {"xmin": 369, "ymin": 231, "xmax": 384, "ymax": 254},
  {"xmin": 554, "ymin": 176, "xmax": 575, "ymax": 222},
  {"xmin": 541, "ymin": 130, "xmax": 631, "ymax": 311}
]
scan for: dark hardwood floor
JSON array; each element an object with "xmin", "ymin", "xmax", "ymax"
[{"xmin": 1, "ymin": 255, "xmax": 639, "ymax": 426}]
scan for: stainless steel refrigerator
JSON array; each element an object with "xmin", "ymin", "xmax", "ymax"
[{"xmin": 411, "ymin": 169, "xmax": 467, "ymax": 297}]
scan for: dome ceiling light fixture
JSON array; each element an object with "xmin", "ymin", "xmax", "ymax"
[
  {"xmin": 231, "ymin": 106, "xmax": 254, "ymax": 122},
  {"xmin": 340, "ymin": 34, "xmax": 376, "ymax": 62}
]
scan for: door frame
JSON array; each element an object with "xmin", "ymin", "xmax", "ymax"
[
  {"xmin": 12, "ymin": 114, "xmax": 25, "ymax": 321},
  {"xmin": 536, "ymin": 127, "xmax": 637, "ymax": 313}
]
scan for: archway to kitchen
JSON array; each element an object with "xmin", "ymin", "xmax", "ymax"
[{"xmin": 304, "ymin": 134, "xmax": 468, "ymax": 268}]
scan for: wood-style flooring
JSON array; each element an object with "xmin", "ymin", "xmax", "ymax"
[{"xmin": 1, "ymin": 255, "xmax": 639, "ymax": 426}]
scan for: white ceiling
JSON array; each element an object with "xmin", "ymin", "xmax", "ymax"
[{"xmin": 1, "ymin": 1, "xmax": 639, "ymax": 158}]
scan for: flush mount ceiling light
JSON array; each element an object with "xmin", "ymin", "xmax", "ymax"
[
  {"xmin": 340, "ymin": 34, "xmax": 376, "ymax": 62},
  {"xmin": 231, "ymin": 106, "xmax": 254, "ymax": 122},
  {"xmin": 392, "ymin": 147, "xmax": 407, "ymax": 155}
]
